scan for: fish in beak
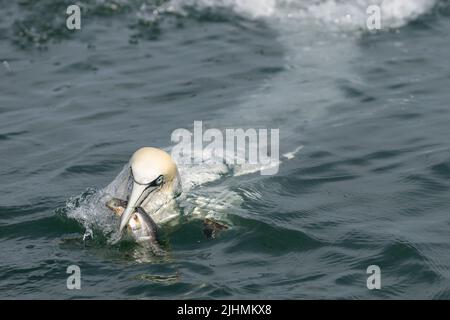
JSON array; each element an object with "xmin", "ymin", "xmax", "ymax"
[{"xmin": 106, "ymin": 198, "xmax": 163, "ymax": 255}]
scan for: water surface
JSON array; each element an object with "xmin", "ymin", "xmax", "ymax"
[{"xmin": 1, "ymin": 0, "xmax": 450, "ymax": 299}]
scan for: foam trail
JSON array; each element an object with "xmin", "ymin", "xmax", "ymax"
[{"xmin": 162, "ymin": 0, "xmax": 437, "ymax": 137}]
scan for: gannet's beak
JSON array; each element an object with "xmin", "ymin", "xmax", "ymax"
[{"xmin": 119, "ymin": 181, "xmax": 157, "ymax": 233}]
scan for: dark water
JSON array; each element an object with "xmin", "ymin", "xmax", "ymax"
[{"xmin": 1, "ymin": 0, "xmax": 450, "ymax": 299}]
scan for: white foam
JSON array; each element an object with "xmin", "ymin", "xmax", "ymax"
[
  {"xmin": 283, "ymin": 145, "xmax": 303, "ymax": 160},
  {"xmin": 294, "ymin": 0, "xmax": 435, "ymax": 29},
  {"xmin": 169, "ymin": 0, "xmax": 276, "ymax": 17},
  {"xmin": 166, "ymin": 0, "xmax": 436, "ymax": 29}
]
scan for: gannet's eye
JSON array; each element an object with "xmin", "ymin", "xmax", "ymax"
[{"xmin": 155, "ymin": 175, "xmax": 164, "ymax": 186}]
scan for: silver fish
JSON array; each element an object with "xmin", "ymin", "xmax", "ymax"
[{"xmin": 106, "ymin": 198, "xmax": 164, "ymax": 255}]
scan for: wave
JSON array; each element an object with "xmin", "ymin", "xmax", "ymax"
[
  {"xmin": 167, "ymin": 0, "xmax": 438, "ymax": 29},
  {"xmin": 6, "ymin": 0, "xmax": 441, "ymax": 48}
]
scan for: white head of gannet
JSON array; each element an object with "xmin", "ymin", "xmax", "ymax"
[{"xmin": 119, "ymin": 147, "xmax": 181, "ymax": 233}]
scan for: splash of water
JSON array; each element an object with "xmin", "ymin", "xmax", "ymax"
[{"xmin": 66, "ymin": 165, "xmax": 131, "ymax": 244}]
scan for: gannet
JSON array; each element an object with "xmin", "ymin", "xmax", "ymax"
[
  {"xmin": 105, "ymin": 147, "xmax": 228, "ymax": 253},
  {"xmin": 108, "ymin": 147, "xmax": 181, "ymax": 234}
]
